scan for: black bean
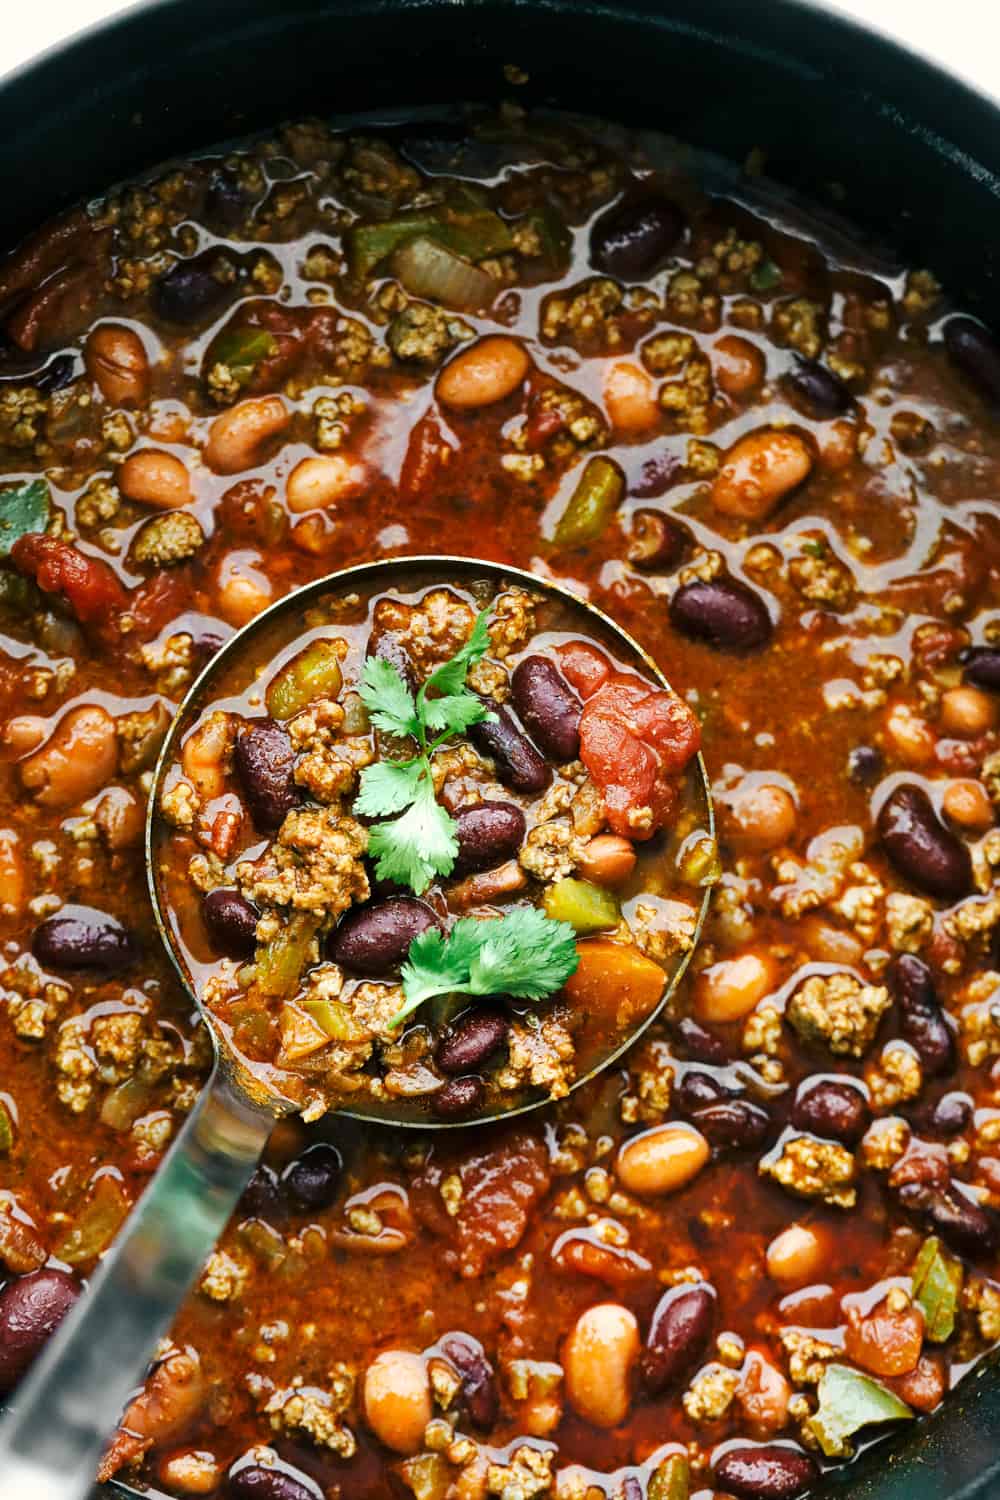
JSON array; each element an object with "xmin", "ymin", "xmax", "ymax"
[
  {"xmin": 205, "ymin": 168, "xmax": 254, "ymax": 231},
  {"xmin": 590, "ymin": 193, "xmax": 684, "ymax": 280},
  {"xmin": 283, "ymin": 1143, "xmax": 342, "ymax": 1211},
  {"xmin": 877, "ymin": 784, "xmax": 973, "ymax": 902},
  {"xmin": 0, "ymin": 1268, "xmax": 79, "ymax": 1394},
  {"xmin": 234, "ymin": 718, "xmax": 299, "ymax": 832},
  {"xmin": 328, "ymin": 896, "xmax": 438, "ymax": 977},
  {"xmin": 188, "ymin": 613, "xmax": 234, "ymax": 663},
  {"xmin": 432, "ymin": 1076, "xmax": 486, "ymax": 1119},
  {"xmin": 238, "ymin": 1164, "xmax": 287, "ymax": 1222},
  {"xmin": 847, "ymin": 744, "xmax": 883, "ymax": 785},
  {"xmin": 961, "ymin": 646, "xmax": 1000, "ymax": 693},
  {"xmin": 785, "ymin": 357, "xmax": 854, "ymax": 417},
  {"xmin": 713, "ymin": 1445, "xmax": 818, "ymax": 1500},
  {"xmin": 228, "ymin": 1465, "xmax": 319, "ymax": 1500},
  {"xmin": 792, "ymin": 1078, "xmax": 870, "ymax": 1145},
  {"xmin": 153, "ymin": 254, "xmax": 234, "ymax": 326},
  {"xmin": 943, "ymin": 315, "xmax": 1000, "ymax": 405},
  {"xmin": 675, "ymin": 1070, "xmax": 736, "ymax": 1113},
  {"xmin": 439, "ymin": 1331, "xmax": 498, "ymax": 1427},
  {"xmin": 510, "ymin": 656, "xmax": 581, "ymax": 761},
  {"xmin": 672, "ymin": 1017, "xmax": 730, "ymax": 1065},
  {"xmin": 436, "ymin": 1009, "xmax": 509, "ymax": 1075},
  {"xmin": 202, "ymin": 888, "xmax": 259, "ymax": 959},
  {"xmin": 691, "ymin": 1098, "xmax": 770, "ymax": 1152},
  {"xmin": 641, "ymin": 1282, "xmax": 715, "ymax": 1394},
  {"xmin": 32, "ymin": 905, "xmax": 137, "ymax": 973},
  {"xmin": 889, "ymin": 953, "xmax": 956, "ymax": 1075},
  {"xmin": 629, "ymin": 451, "xmax": 681, "ymax": 499},
  {"xmin": 929, "ymin": 1092, "xmax": 973, "ymax": 1137},
  {"xmin": 469, "ymin": 702, "xmax": 551, "ymax": 793},
  {"xmin": 669, "ymin": 578, "xmax": 773, "ymax": 652},
  {"xmin": 896, "ymin": 1177, "xmax": 999, "ymax": 1258},
  {"xmin": 627, "ymin": 508, "xmax": 690, "ymax": 572},
  {"xmin": 453, "ymin": 800, "xmax": 526, "ymax": 877}
]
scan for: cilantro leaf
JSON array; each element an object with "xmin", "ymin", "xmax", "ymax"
[
  {"xmin": 393, "ymin": 907, "xmax": 579, "ymax": 1027},
  {"xmin": 422, "ymin": 692, "xmax": 492, "ymax": 735},
  {"xmin": 367, "ymin": 775, "xmax": 458, "ymax": 895},
  {"xmin": 0, "ymin": 479, "xmax": 50, "ymax": 560},
  {"xmin": 423, "ymin": 609, "xmax": 491, "ymax": 698},
  {"xmin": 354, "ymin": 758, "xmax": 424, "ymax": 818},
  {"xmin": 359, "ymin": 656, "xmax": 419, "ymax": 738}
]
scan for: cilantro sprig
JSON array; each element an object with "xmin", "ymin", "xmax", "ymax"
[
  {"xmin": 392, "ymin": 907, "xmax": 579, "ymax": 1029},
  {"xmin": 354, "ymin": 611, "xmax": 494, "ymax": 894}
]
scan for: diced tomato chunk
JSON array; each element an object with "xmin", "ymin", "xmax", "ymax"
[
  {"xmin": 556, "ymin": 640, "xmax": 611, "ymax": 697},
  {"xmin": 632, "ymin": 690, "xmax": 701, "ymax": 771},
  {"xmin": 11, "ymin": 534, "xmax": 128, "ymax": 627}
]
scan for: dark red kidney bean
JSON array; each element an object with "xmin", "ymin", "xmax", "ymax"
[
  {"xmin": 0, "ymin": 1268, "xmax": 79, "ymax": 1394},
  {"xmin": 369, "ymin": 631, "xmax": 417, "ymax": 695},
  {"xmin": 510, "ymin": 657, "xmax": 581, "ymax": 761},
  {"xmin": 889, "ymin": 953, "xmax": 956, "ymax": 1075},
  {"xmin": 944, "ymin": 315, "xmax": 1000, "ymax": 405},
  {"xmin": 641, "ymin": 1282, "xmax": 715, "ymax": 1394},
  {"xmin": 961, "ymin": 646, "xmax": 1000, "ymax": 692},
  {"xmin": 691, "ymin": 1099, "xmax": 770, "ymax": 1151},
  {"xmin": 283, "ymin": 1143, "xmax": 342, "ymax": 1211},
  {"xmin": 847, "ymin": 743, "xmax": 883, "ymax": 785},
  {"xmin": 439, "ymin": 1331, "xmax": 498, "ymax": 1427},
  {"xmin": 205, "ymin": 168, "xmax": 255, "ymax": 231},
  {"xmin": 791, "ymin": 1078, "xmax": 870, "ymax": 1145},
  {"xmin": 785, "ymin": 357, "xmax": 853, "ymax": 417},
  {"xmin": 896, "ymin": 1177, "xmax": 999, "ymax": 1258},
  {"xmin": 929, "ymin": 1092, "xmax": 973, "ymax": 1137},
  {"xmin": 153, "ymin": 254, "xmax": 234, "ymax": 325},
  {"xmin": 713, "ymin": 1445, "xmax": 818, "ymax": 1500},
  {"xmin": 669, "ymin": 578, "xmax": 773, "ymax": 652},
  {"xmin": 672, "ymin": 1016, "xmax": 730, "ymax": 1065},
  {"xmin": 202, "ymin": 888, "xmax": 259, "ymax": 959},
  {"xmin": 32, "ymin": 905, "xmax": 137, "ymax": 972},
  {"xmin": 590, "ymin": 193, "xmax": 683, "ymax": 279},
  {"xmin": 470, "ymin": 702, "xmax": 551, "ymax": 793},
  {"xmin": 452, "ymin": 800, "xmax": 526, "ymax": 877},
  {"xmin": 629, "ymin": 450, "xmax": 681, "ymax": 499},
  {"xmin": 186, "ymin": 613, "xmax": 234, "ymax": 663},
  {"xmin": 432, "ymin": 1076, "xmax": 486, "ymax": 1119},
  {"xmin": 234, "ymin": 718, "xmax": 299, "ymax": 832},
  {"xmin": 436, "ymin": 1009, "xmax": 510, "ymax": 1075},
  {"xmin": 627, "ymin": 508, "xmax": 690, "ymax": 571},
  {"xmin": 877, "ymin": 784, "xmax": 972, "ymax": 902},
  {"xmin": 228, "ymin": 1465, "xmax": 319, "ymax": 1500},
  {"xmin": 675, "ymin": 1069, "xmax": 736, "ymax": 1113},
  {"xmin": 238, "ymin": 1164, "xmax": 287, "ymax": 1222},
  {"xmin": 328, "ymin": 896, "xmax": 438, "ymax": 976}
]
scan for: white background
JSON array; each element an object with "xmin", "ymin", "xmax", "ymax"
[{"xmin": 1, "ymin": 0, "xmax": 998, "ymax": 100}]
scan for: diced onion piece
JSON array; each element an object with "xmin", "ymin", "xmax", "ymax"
[{"xmin": 391, "ymin": 236, "xmax": 496, "ymax": 311}]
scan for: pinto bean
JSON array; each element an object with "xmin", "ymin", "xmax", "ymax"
[
  {"xmin": 577, "ymin": 834, "xmax": 636, "ymax": 887},
  {"xmin": 942, "ymin": 779, "xmax": 994, "ymax": 832},
  {"xmin": 436, "ymin": 1009, "xmax": 509, "ymax": 1075},
  {"xmin": 364, "ymin": 1350, "xmax": 432, "ymax": 1454},
  {"xmin": 889, "ymin": 953, "xmax": 956, "ymax": 1075},
  {"xmin": 713, "ymin": 1445, "xmax": 817, "ymax": 1500},
  {"xmin": 589, "ymin": 193, "xmax": 683, "ymax": 279},
  {"xmin": 626, "ymin": 508, "xmax": 689, "ymax": 571},
  {"xmin": 616, "ymin": 1123, "xmax": 710, "ymax": 1196},
  {"xmin": 0, "ymin": 1268, "xmax": 79, "ymax": 1394},
  {"xmin": 563, "ymin": 1303, "xmax": 639, "ymax": 1428},
  {"xmin": 214, "ymin": 550, "xmax": 274, "ymax": 626},
  {"xmin": 510, "ymin": 656, "xmax": 581, "ymax": 761},
  {"xmin": 791, "ymin": 1078, "xmax": 870, "ymax": 1144},
  {"xmin": 234, "ymin": 718, "xmax": 298, "ymax": 831},
  {"xmin": 119, "ymin": 450, "xmax": 194, "ymax": 509},
  {"xmin": 943, "ymin": 315, "xmax": 1000, "ymax": 404},
  {"xmin": 158, "ymin": 1450, "xmax": 222, "ymax": 1495},
  {"xmin": 0, "ymin": 829, "xmax": 25, "ymax": 916},
  {"xmin": 85, "ymin": 323, "xmax": 150, "ymax": 407},
  {"xmin": 452, "ymin": 801, "xmax": 526, "ymax": 877},
  {"xmin": 722, "ymin": 783, "xmax": 797, "ymax": 852},
  {"xmin": 32, "ymin": 905, "xmax": 138, "ymax": 972},
  {"xmin": 19, "ymin": 704, "xmax": 118, "ymax": 808},
  {"xmin": 690, "ymin": 1098, "xmax": 770, "ymax": 1152},
  {"xmin": 714, "ymin": 334, "xmax": 765, "ymax": 397},
  {"xmin": 202, "ymin": 889, "xmax": 259, "ymax": 959},
  {"xmin": 696, "ymin": 951, "xmax": 776, "ymax": 1024},
  {"xmin": 711, "ymin": 430, "xmax": 813, "ymax": 520},
  {"xmin": 641, "ymin": 1282, "xmax": 715, "ymax": 1394},
  {"xmin": 469, "ymin": 702, "xmax": 550, "ymax": 793},
  {"xmin": 603, "ymin": 361, "xmax": 660, "ymax": 432},
  {"xmin": 961, "ymin": 646, "xmax": 1000, "ymax": 691},
  {"xmin": 785, "ymin": 357, "xmax": 854, "ymax": 417},
  {"xmin": 328, "ymin": 897, "xmax": 439, "ymax": 976},
  {"xmin": 940, "ymin": 685, "xmax": 997, "ymax": 736},
  {"xmin": 439, "ymin": 1332, "xmax": 498, "ymax": 1428},
  {"xmin": 227, "ymin": 1465, "xmax": 318, "ymax": 1500},
  {"xmin": 205, "ymin": 396, "xmax": 290, "ymax": 475},
  {"xmin": 765, "ymin": 1224, "xmax": 828, "ymax": 1286},
  {"xmin": 669, "ymin": 577, "xmax": 773, "ymax": 652},
  {"xmin": 877, "ymin": 784, "xmax": 973, "ymax": 902},
  {"xmin": 432, "ymin": 1076, "xmax": 487, "ymax": 1119},
  {"xmin": 286, "ymin": 454, "xmax": 366, "ymax": 513},
  {"xmin": 435, "ymin": 336, "xmax": 530, "ymax": 409},
  {"xmin": 283, "ymin": 1143, "xmax": 342, "ymax": 1210}
]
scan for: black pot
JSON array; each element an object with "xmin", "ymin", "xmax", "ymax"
[{"xmin": 2, "ymin": 2, "xmax": 999, "ymax": 1497}]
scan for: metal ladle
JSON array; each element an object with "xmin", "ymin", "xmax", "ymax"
[{"xmin": 0, "ymin": 557, "xmax": 714, "ymax": 1499}]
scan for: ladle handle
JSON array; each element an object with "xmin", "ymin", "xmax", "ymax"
[{"xmin": 0, "ymin": 1064, "xmax": 273, "ymax": 1499}]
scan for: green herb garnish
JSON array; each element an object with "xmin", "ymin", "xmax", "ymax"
[
  {"xmin": 750, "ymin": 257, "xmax": 782, "ymax": 292},
  {"xmin": 0, "ymin": 479, "xmax": 50, "ymax": 559},
  {"xmin": 354, "ymin": 611, "xmax": 493, "ymax": 894},
  {"xmin": 392, "ymin": 906, "xmax": 579, "ymax": 1029},
  {"xmin": 808, "ymin": 1364, "xmax": 912, "ymax": 1459},
  {"xmin": 912, "ymin": 1235, "xmax": 963, "ymax": 1342}
]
